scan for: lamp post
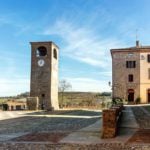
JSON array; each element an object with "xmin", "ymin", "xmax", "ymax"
[{"xmin": 108, "ymin": 81, "xmax": 112, "ymax": 98}]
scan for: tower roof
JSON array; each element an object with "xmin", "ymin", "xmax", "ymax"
[{"xmin": 30, "ymin": 41, "xmax": 59, "ymax": 49}]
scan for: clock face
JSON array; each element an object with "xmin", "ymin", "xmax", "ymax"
[{"xmin": 38, "ymin": 59, "xmax": 45, "ymax": 67}]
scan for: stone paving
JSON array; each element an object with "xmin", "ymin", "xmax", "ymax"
[
  {"xmin": 0, "ymin": 107, "xmax": 150, "ymax": 149},
  {"xmin": 60, "ymin": 107, "xmax": 139, "ymax": 144},
  {"xmin": 131, "ymin": 106, "xmax": 150, "ymax": 129},
  {"xmin": 126, "ymin": 106, "xmax": 150, "ymax": 145},
  {"xmin": 0, "ymin": 111, "xmax": 38, "ymax": 120},
  {"xmin": 0, "ymin": 110, "xmax": 100, "ymax": 142}
]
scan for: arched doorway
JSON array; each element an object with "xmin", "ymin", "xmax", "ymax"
[
  {"xmin": 128, "ymin": 89, "xmax": 134, "ymax": 102},
  {"xmin": 147, "ymin": 89, "xmax": 150, "ymax": 103}
]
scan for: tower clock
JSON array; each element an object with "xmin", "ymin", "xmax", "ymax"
[{"xmin": 30, "ymin": 41, "xmax": 59, "ymax": 110}]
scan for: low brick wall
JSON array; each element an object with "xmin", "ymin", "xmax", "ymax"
[{"xmin": 102, "ymin": 105, "xmax": 123, "ymax": 138}]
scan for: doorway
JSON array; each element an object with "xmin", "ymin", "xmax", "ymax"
[
  {"xmin": 128, "ymin": 89, "xmax": 134, "ymax": 102},
  {"xmin": 41, "ymin": 93, "xmax": 45, "ymax": 110},
  {"xmin": 11, "ymin": 106, "xmax": 14, "ymax": 111},
  {"xmin": 147, "ymin": 89, "xmax": 150, "ymax": 103},
  {"xmin": 16, "ymin": 105, "xmax": 21, "ymax": 110}
]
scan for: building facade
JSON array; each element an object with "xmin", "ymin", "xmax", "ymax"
[
  {"xmin": 30, "ymin": 41, "xmax": 59, "ymax": 110},
  {"xmin": 0, "ymin": 99, "xmax": 27, "ymax": 111},
  {"xmin": 111, "ymin": 41, "xmax": 150, "ymax": 103}
]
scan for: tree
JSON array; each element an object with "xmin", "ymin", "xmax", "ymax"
[{"xmin": 59, "ymin": 80, "xmax": 72, "ymax": 108}]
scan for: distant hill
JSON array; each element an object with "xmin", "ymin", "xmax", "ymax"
[
  {"xmin": 0, "ymin": 91, "xmax": 111, "ymax": 108},
  {"xmin": 0, "ymin": 92, "xmax": 30, "ymax": 99},
  {"xmin": 16, "ymin": 92, "xmax": 30, "ymax": 98},
  {"xmin": 58, "ymin": 92, "xmax": 111, "ymax": 108}
]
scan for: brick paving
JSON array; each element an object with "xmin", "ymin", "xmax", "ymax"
[
  {"xmin": 127, "ymin": 129, "xmax": 150, "ymax": 144},
  {"xmin": 127, "ymin": 106, "xmax": 150, "ymax": 146},
  {"xmin": 12, "ymin": 132, "xmax": 69, "ymax": 143}
]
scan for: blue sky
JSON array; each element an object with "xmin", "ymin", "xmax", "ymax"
[{"xmin": 0, "ymin": 0, "xmax": 150, "ymax": 96}]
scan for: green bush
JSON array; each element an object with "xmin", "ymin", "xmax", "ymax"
[
  {"xmin": 135, "ymin": 97, "xmax": 141, "ymax": 104},
  {"xmin": 112, "ymin": 97, "xmax": 123, "ymax": 106}
]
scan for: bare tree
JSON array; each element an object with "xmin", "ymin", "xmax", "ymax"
[{"xmin": 59, "ymin": 80, "xmax": 72, "ymax": 108}]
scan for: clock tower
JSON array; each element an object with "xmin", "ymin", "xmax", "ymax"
[{"xmin": 30, "ymin": 41, "xmax": 59, "ymax": 110}]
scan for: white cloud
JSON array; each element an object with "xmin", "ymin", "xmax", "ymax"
[
  {"xmin": 0, "ymin": 14, "xmax": 19, "ymax": 27},
  {"xmin": 43, "ymin": 19, "xmax": 119, "ymax": 92},
  {"xmin": 98, "ymin": 71, "xmax": 112, "ymax": 77},
  {"xmin": 0, "ymin": 78, "xmax": 30, "ymax": 96},
  {"xmin": 44, "ymin": 19, "xmax": 124, "ymax": 68},
  {"xmin": 0, "ymin": 13, "xmax": 32, "ymax": 36},
  {"xmin": 0, "ymin": 15, "xmax": 12, "ymax": 26},
  {"xmin": 65, "ymin": 77, "xmax": 111, "ymax": 92},
  {"xmin": 0, "ymin": 51, "xmax": 30, "ymax": 96}
]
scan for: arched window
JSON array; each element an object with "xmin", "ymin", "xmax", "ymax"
[
  {"xmin": 41, "ymin": 94, "xmax": 45, "ymax": 98},
  {"xmin": 147, "ymin": 89, "xmax": 150, "ymax": 103},
  {"xmin": 53, "ymin": 48, "xmax": 57, "ymax": 59},
  {"xmin": 36, "ymin": 46, "xmax": 47, "ymax": 57}
]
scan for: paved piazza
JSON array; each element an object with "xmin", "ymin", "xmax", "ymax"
[
  {"xmin": 0, "ymin": 106, "xmax": 150, "ymax": 149},
  {"xmin": 0, "ymin": 110, "xmax": 100, "ymax": 142}
]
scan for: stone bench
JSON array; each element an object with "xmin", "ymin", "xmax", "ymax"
[{"xmin": 102, "ymin": 105, "xmax": 123, "ymax": 138}]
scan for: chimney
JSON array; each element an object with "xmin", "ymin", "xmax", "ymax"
[{"xmin": 136, "ymin": 40, "xmax": 140, "ymax": 47}]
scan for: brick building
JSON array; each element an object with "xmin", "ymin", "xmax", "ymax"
[{"xmin": 111, "ymin": 41, "xmax": 150, "ymax": 103}]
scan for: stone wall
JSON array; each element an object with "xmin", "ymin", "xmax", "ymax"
[
  {"xmin": 111, "ymin": 47, "xmax": 150, "ymax": 103},
  {"xmin": 26, "ymin": 97, "xmax": 39, "ymax": 110},
  {"xmin": 112, "ymin": 51, "xmax": 140, "ymax": 101}
]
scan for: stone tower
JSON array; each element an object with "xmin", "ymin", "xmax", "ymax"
[{"xmin": 30, "ymin": 41, "xmax": 59, "ymax": 110}]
